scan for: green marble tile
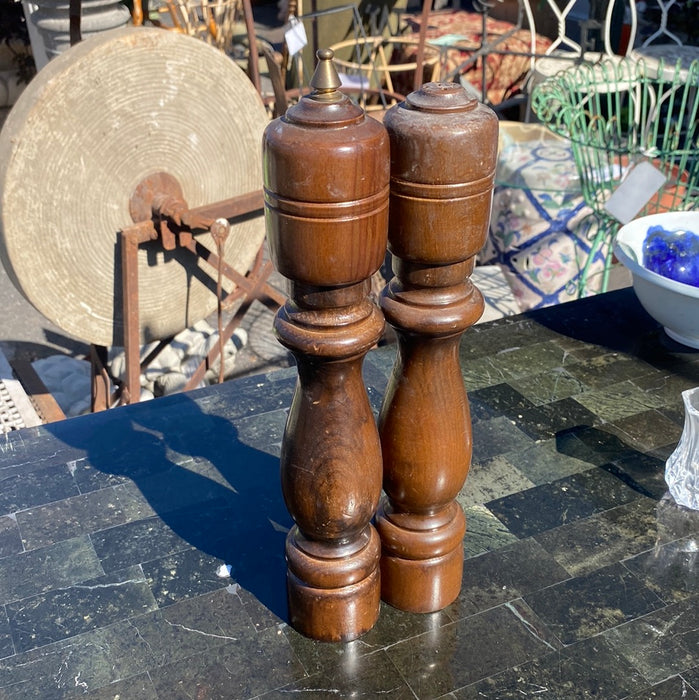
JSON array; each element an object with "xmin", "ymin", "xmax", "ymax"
[
  {"xmin": 683, "ymin": 666, "xmax": 699, "ymax": 693},
  {"xmin": 0, "ymin": 431, "xmax": 32, "ymax": 470},
  {"xmin": 458, "ymin": 455, "xmax": 535, "ymax": 508},
  {"xmin": 192, "ymin": 370, "xmax": 297, "ymax": 420},
  {"xmin": 463, "ymin": 504, "xmax": 519, "ymax": 559},
  {"xmin": 524, "ymin": 562, "xmax": 665, "ymax": 645},
  {"xmin": 519, "ymin": 397, "xmax": 598, "ymax": 441},
  {"xmin": 468, "ymin": 382, "xmax": 534, "ymax": 420},
  {"xmin": 460, "ymin": 319, "xmax": 561, "ymax": 361},
  {"xmin": 94, "ymin": 486, "xmax": 291, "ymax": 599},
  {"xmin": 454, "ymin": 636, "xmax": 647, "ymax": 699},
  {"xmin": 136, "ymin": 587, "xmax": 247, "ymax": 656},
  {"xmin": 142, "ymin": 547, "xmax": 231, "ymax": 608},
  {"xmin": 471, "ymin": 417, "xmax": 532, "ymax": 463},
  {"xmin": 70, "ymin": 456, "xmax": 131, "ymax": 494},
  {"xmin": 72, "ymin": 673, "xmax": 158, "ymax": 699},
  {"xmin": 607, "ymin": 452, "xmax": 669, "ymax": 501},
  {"xmin": 650, "ymin": 443, "xmax": 676, "ymax": 461},
  {"xmin": 366, "ymin": 383, "xmax": 386, "ymax": 416},
  {"xmin": 0, "ymin": 428, "xmax": 80, "ymax": 478},
  {"xmin": 233, "ymin": 408, "xmax": 287, "ymax": 455},
  {"xmin": 549, "ymin": 332, "xmax": 605, "ymax": 359},
  {"xmin": 261, "ymin": 648, "xmax": 414, "ymax": 699},
  {"xmin": 15, "ymin": 486, "xmax": 142, "ymax": 552},
  {"xmin": 467, "ymin": 391, "xmax": 501, "ymax": 423},
  {"xmin": 0, "ymin": 463, "xmax": 79, "ymax": 516},
  {"xmin": 607, "ymin": 409, "xmax": 683, "ymax": 452},
  {"xmin": 354, "ymin": 604, "xmax": 452, "ymax": 655},
  {"xmin": 387, "ymin": 604, "xmax": 556, "ymax": 698},
  {"xmin": 111, "ymin": 481, "xmax": 158, "ymax": 521},
  {"xmin": 281, "ymin": 603, "xmax": 452, "ymax": 679},
  {"xmin": 362, "ymin": 358, "xmax": 393, "ymax": 414},
  {"xmin": 61, "ymin": 419, "xmax": 187, "ymax": 494},
  {"xmin": 503, "ymin": 439, "xmax": 598, "ymax": 485},
  {"xmin": 555, "ymin": 425, "xmax": 640, "ymax": 466},
  {"xmin": 653, "ymin": 496, "xmax": 699, "ymax": 544},
  {"xmin": 623, "ymin": 536, "xmax": 699, "ymax": 603},
  {"xmin": 625, "ymin": 675, "xmax": 699, "ymax": 699},
  {"xmin": 462, "ymin": 342, "xmax": 569, "ymax": 392},
  {"xmin": 636, "ymin": 331, "xmax": 699, "ymax": 371},
  {"xmin": 633, "ymin": 371, "xmax": 699, "ymax": 407},
  {"xmin": 207, "ymin": 518, "xmax": 289, "ymax": 625},
  {"xmin": 447, "ymin": 539, "xmax": 569, "ymax": 621},
  {"xmin": 486, "ymin": 467, "xmax": 643, "ymax": 539},
  {"xmin": 491, "ymin": 341, "xmax": 570, "ymax": 378},
  {"xmin": 658, "ymin": 403, "xmax": 687, "ymax": 429},
  {"xmin": 148, "ymin": 625, "xmax": 306, "ymax": 699},
  {"xmin": 509, "ymin": 367, "xmax": 590, "ymax": 406},
  {"xmin": 0, "ymin": 515, "xmax": 22, "ymax": 559},
  {"xmin": 262, "ymin": 366, "xmax": 300, "ymax": 383},
  {"xmin": 0, "ymin": 621, "xmax": 155, "ymax": 698},
  {"xmin": 121, "ymin": 459, "xmax": 235, "ymax": 518},
  {"xmin": 6, "ymin": 565, "xmax": 157, "ymax": 653},
  {"xmin": 131, "ymin": 492, "xmax": 290, "ymax": 625},
  {"xmin": 470, "ymin": 383, "xmax": 597, "ymax": 441},
  {"xmin": 564, "ymin": 352, "xmax": 658, "ymax": 390},
  {"xmin": 460, "ymin": 354, "xmax": 515, "ymax": 391},
  {"xmin": 0, "ymin": 536, "xmax": 102, "ymax": 604},
  {"xmin": 363, "ymin": 345, "xmax": 396, "ymax": 380},
  {"xmin": 534, "ymin": 498, "xmax": 660, "ymax": 576},
  {"xmin": 574, "ymin": 380, "xmax": 667, "ymax": 422},
  {"xmin": 605, "ymin": 596, "xmax": 699, "ymax": 685},
  {"xmin": 0, "ymin": 608, "xmax": 12, "ymax": 661},
  {"xmin": 0, "ymin": 288, "xmax": 697, "ymax": 700},
  {"xmin": 90, "ymin": 515, "xmax": 195, "ymax": 575},
  {"xmin": 235, "ymin": 583, "xmax": 287, "ymax": 633},
  {"xmin": 279, "ymin": 629, "xmax": 367, "ymax": 678}
]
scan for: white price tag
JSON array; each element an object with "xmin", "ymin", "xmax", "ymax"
[
  {"xmin": 284, "ymin": 17, "xmax": 308, "ymax": 57},
  {"xmin": 604, "ymin": 160, "xmax": 667, "ymax": 224}
]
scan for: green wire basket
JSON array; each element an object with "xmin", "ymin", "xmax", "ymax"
[{"xmin": 532, "ymin": 56, "xmax": 699, "ymax": 294}]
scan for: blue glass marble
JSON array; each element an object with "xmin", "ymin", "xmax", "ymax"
[{"xmin": 642, "ymin": 225, "xmax": 699, "ymax": 288}]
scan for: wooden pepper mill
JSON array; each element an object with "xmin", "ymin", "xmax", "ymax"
[
  {"xmin": 377, "ymin": 82, "xmax": 498, "ymax": 613},
  {"xmin": 262, "ymin": 49, "xmax": 390, "ymax": 641}
]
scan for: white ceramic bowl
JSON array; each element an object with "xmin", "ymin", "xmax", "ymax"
[{"xmin": 614, "ymin": 211, "xmax": 699, "ymax": 349}]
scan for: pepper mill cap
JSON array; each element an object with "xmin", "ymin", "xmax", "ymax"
[
  {"xmin": 284, "ymin": 49, "xmax": 364, "ymax": 126},
  {"xmin": 406, "ymin": 82, "xmax": 477, "ymax": 113},
  {"xmin": 310, "ymin": 48, "xmax": 343, "ymax": 101}
]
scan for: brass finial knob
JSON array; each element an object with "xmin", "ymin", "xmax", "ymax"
[{"xmin": 310, "ymin": 48, "xmax": 342, "ymax": 101}]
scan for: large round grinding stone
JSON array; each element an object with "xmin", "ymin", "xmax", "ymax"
[{"xmin": 0, "ymin": 27, "xmax": 268, "ymax": 347}]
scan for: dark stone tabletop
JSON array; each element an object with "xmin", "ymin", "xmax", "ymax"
[{"xmin": 0, "ymin": 287, "xmax": 697, "ymax": 699}]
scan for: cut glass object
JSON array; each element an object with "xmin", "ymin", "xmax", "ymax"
[{"xmin": 666, "ymin": 387, "xmax": 699, "ymax": 510}]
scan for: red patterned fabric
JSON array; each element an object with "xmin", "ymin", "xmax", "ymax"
[{"xmin": 401, "ymin": 10, "xmax": 552, "ymax": 105}]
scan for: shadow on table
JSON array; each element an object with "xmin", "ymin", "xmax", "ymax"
[
  {"xmin": 555, "ymin": 424, "xmax": 669, "ymax": 501},
  {"xmin": 45, "ymin": 390, "xmax": 292, "ymax": 622},
  {"xmin": 525, "ymin": 288, "xmax": 699, "ymax": 381}
]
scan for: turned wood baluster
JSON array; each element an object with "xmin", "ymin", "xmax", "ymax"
[
  {"xmin": 262, "ymin": 49, "xmax": 390, "ymax": 641},
  {"xmin": 377, "ymin": 83, "xmax": 498, "ymax": 613}
]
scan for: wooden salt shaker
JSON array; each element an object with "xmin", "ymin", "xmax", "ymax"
[{"xmin": 377, "ymin": 82, "xmax": 498, "ymax": 613}]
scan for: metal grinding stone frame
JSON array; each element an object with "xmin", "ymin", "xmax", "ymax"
[{"xmin": 114, "ymin": 186, "xmax": 286, "ymax": 410}]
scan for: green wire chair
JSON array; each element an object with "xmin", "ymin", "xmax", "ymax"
[{"xmin": 532, "ymin": 56, "xmax": 699, "ymax": 295}]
